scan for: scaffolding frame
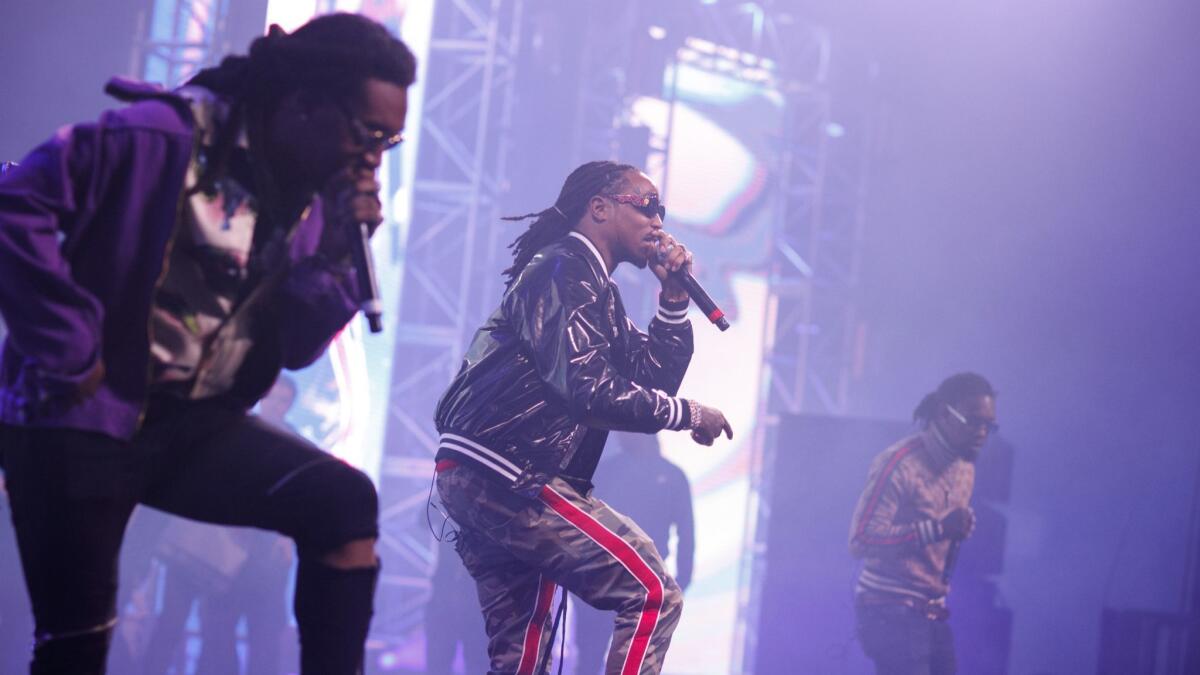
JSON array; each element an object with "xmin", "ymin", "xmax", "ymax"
[
  {"xmin": 134, "ymin": 0, "xmax": 233, "ymax": 88},
  {"xmin": 374, "ymin": 0, "xmax": 524, "ymax": 644}
]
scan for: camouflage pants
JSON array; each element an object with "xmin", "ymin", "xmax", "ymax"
[{"xmin": 435, "ymin": 462, "xmax": 683, "ymax": 675}]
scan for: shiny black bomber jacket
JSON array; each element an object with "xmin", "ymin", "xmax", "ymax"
[{"xmin": 434, "ymin": 232, "xmax": 694, "ymax": 495}]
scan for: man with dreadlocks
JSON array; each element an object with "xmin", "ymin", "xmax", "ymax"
[
  {"xmin": 848, "ymin": 372, "xmax": 998, "ymax": 675},
  {"xmin": 433, "ymin": 160, "xmax": 734, "ymax": 675},
  {"xmin": 0, "ymin": 13, "xmax": 414, "ymax": 674}
]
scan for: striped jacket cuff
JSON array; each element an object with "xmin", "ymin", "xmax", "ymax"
[
  {"xmin": 655, "ymin": 295, "xmax": 690, "ymax": 325},
  {"xmin": 917, "ymin": 519, "xmax": 943, "ymax": 546}
]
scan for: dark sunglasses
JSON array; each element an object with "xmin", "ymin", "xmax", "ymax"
[{"xmin": 603, "ymin": 193, "xmax": 666, "ymax": 221}]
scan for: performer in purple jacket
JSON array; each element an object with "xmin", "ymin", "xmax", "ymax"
[{"xmin": 0, "ymin": 13, "xmax": 414, "ymax": 674}]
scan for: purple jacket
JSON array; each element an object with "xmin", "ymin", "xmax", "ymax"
[{"xmin": 0, "ymin": 78, "xmax": 360, "ymax": 440}]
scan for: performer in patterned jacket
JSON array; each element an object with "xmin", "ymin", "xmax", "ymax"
[{"xmin": 849, "ymin": 372, "xmax": 998, "ymax": 675}]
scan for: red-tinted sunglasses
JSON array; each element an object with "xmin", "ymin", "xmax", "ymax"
[{"xmin": 603, "ymin": 193, "xmax": 666, "ymax": 221}]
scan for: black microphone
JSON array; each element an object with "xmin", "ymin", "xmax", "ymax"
[
  {"xmin": 676, "ymin": 270, "xmax": 730, "ymax": 331},
  {"xmin": 656, "ymin": 244, "xmax": 729, "ymax": 331},
  {"xmin": 942, "ymin": 540, "xmax": 961, "ymax": 584},
  {"xmin": 349, "ymin": 222, "xmax": 383, "ymax": 333}
]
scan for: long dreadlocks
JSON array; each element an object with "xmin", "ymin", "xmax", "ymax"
[
  {"xmin": 183, "ymin": 13, "xmax": 416, "ymax": 217},
  {"xmin": 501, "ymin": 160, "xmax": 636, "ymax": 287}
]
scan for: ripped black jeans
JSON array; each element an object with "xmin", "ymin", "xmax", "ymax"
[{"xmin": 0, "ymin": 397, "xmax": 378, "ymax": 674}]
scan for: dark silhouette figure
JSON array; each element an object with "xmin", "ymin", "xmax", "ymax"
[{"xmin": 423, "ymin": 543, "xmax": 489, "ymax": 674}]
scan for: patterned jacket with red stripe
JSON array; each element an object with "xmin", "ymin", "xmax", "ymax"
[{"xmin": 848, "ymin": 428, "xmax": 974, "ymax": 602}]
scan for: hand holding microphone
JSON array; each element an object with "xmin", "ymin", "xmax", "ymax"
[
  {"xmin": 649, "ymin": 232, "xmax": 692, "ymax": 298},
  {"xmin": 939, "ymin": 506, "xmax": 974, "ymax": 584},
  {"xmin": 939, "ymin": 507, "xmax": 975, "ymax": 541},
  {"xmin": 650, "ymin": 234, "xmax": 730, "ymax": 331},
  {"xmin": 319, "ymin": 167, "xmax": 385, "ymax": 333}
]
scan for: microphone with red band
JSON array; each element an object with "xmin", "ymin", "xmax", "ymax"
[
  {"xmin": 657, "ymin": 243, "xmax": 729, "ymax": 332},
  {"xmin": 675, "ymin": 270, "xmax": 730, "ymax": 331}
]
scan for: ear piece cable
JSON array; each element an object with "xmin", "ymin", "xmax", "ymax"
[{"xmin": 536, "ymin": 589, "xmax": 569, "ymax": 675}]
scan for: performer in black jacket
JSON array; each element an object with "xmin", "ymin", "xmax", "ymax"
[{"xmin": 433, "ymin": 160, "xmax": 732, "ymax": 675}]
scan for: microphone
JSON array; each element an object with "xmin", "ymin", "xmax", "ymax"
[
  {"xmin": 657, "ymin": 245, "xmax": 729, "ymax": 331},
  {"xmin": 676, "ymin": 270, "xmax": 730, "ymax": 331},
  {"xmin": 942, "ymin": 540, "xmax": 961, "ymax": 584},
  {"xmin": 349, "ymin": 221, "xmax": 383, "ymax": 333}
]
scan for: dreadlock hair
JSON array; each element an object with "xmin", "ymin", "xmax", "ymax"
[
  {"xmin": 913, "ymin": 372, "xmax": 996, "ymax": 425},
  {"xmin": 501, "ymin": 160, "xmax": 637, "ymax": 287},
  {"xmin": 184, "ymin": 13, "xmax": 416, "ymax": 205}
]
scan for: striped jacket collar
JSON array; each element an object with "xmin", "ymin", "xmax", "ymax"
[{"xmin": 567, "ymin": 231, "xmax": 610, "ymax": 280}]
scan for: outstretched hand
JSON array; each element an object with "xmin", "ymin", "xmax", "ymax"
[{"xmin": 689, "ymin": 403, "xmax": 733, "ymax": 446}]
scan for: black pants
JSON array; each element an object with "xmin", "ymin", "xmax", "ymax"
[
  {"xmin": 856, "ymin": 603, "xmax": 957, "ymax": 675},
  {"xmin": 0, "ymin": 398, "xmax": 378, "ymax": 674}
]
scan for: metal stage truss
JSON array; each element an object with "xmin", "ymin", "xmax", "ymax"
[
  {"xmin": 375, "ymin": 0, "xmax": 524, "ymax": 644},
  {"xmin": 134, "ymin": 0, "xmax": 239, "ymax": 89}
]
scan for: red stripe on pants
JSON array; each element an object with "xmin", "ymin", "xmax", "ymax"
[
  {"xmin": 515, "ymin": 575, "xmax": 557, "ymax": 675},
  {"xmin": 539, "ymin": 486, "xmax": 664, "ymax": 675}
]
